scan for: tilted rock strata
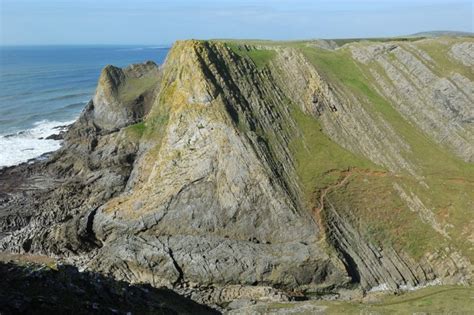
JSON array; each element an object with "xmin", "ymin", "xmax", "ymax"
[
  {"xmin": 89, "ymin": 41, "xmax": 348, "ymax": 294},
  {"xmin": 0, "ymin": 37, "xmax": 473, "ymax": 306},
  {"xmin": 350, "ymin": 39, "xmax": 474, "ymax": 162}
]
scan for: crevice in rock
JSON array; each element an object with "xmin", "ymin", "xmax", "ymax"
[
  {"xmin": 22, "ymin": 239, "xmax": 32, "ymax": 253},
  {"xmin": 168, "ymin": 247, "xmax": 185, "ymax": 286},
  {"xmin": 80, "ymin": 208, "xmax": 102, "ymax": 248},
  {"xmin": 336, "ymin": 244, "xmax": 361, "ymax": 284}
]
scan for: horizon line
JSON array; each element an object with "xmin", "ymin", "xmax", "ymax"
[{"xmin": 1, "ymin": 30, "xmax": 473, "ymax": 47}]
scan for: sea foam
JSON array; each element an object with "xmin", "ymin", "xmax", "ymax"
[{"xmin": 0, "ymin": 119, "xmax": 76, "ymax": 168}]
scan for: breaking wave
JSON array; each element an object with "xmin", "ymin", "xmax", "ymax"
[{"xmin": 0, "ymin": 119, "xmax": 76, "ymax": 168}]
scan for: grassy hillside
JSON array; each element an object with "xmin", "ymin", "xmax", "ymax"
[
  {"xmin": 292, "ymin": 41, "xmax": 472, "ymax": 258},
  {"xmin": 219, "ymin": 38, "xmax": 473, "ymax": 269}
]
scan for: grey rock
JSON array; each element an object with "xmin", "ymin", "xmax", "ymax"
[{"xmin": 0, "ymin": 39, "xmax": 472, "ymax": 308}]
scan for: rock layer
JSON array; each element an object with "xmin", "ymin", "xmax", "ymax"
[{"xmin": 0, "ymin": 37, "xmax": 473, "ymax": 306}]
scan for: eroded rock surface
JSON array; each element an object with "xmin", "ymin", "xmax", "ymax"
[
  {"xmin": 1, "ymin": 37, "xmax": 473, "ymax": 308},
  {"xmin": 350, "ymin": 39, "xmax": 474, "ymax": 162}
]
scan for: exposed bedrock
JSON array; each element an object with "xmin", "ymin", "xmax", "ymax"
[
  {"xmin": 0, "ymin": 61, "xmax": 159, "ymax": 256},
  {"xmin": 350, "ymin": 39, "xmax": 474, "ymax": 162},
  {"xmin": 92, "ymin": 61, "xmax": 160, "ymax": 131},
  {"xmin": 84, "ymin": 41, "xmax": 350, "ymax": 297},
  {"xmin": 0, "ymin": 38, "xmax": 472, "ymax": 306}
]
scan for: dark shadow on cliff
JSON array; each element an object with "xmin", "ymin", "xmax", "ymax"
[{"xmin": 0, "ymin": 262, "xmax": 220, "ymax": 315}]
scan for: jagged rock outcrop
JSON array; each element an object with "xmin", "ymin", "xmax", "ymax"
[
  {"xmin": 0, "ymin": 37, "xmax": 473, "ymax": 308},
  {"xmin": 92, "ymin": 61, "xmax": 160, "ymax": 131},
  {"xmin": 0, "ymin": 61, "xmax": 159, "ymax": 256},
  {"xmin": 85, "ymin": 41, "xmax": 349, "ymax": 298}
]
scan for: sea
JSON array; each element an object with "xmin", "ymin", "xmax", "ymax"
[{"xmin": 0, "ymin": 45, "xmax": 169, "ymax": 168}]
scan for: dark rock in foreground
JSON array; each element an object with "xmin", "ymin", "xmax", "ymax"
[{"xmin": 0, "ymin": 262, "xmax": 219, "ymax": 315}]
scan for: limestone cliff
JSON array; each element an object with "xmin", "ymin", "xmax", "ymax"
[{"xmin": 0, "ymin": 37, "xmax": 472, "ymax": 307}]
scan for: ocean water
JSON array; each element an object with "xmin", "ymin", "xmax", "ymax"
[{"xmin": 0, "ymin": 45, "xmax": 169, "ymax": 168}]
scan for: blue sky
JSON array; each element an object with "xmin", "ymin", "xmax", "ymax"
[{"xmin": 1, "ymin": 0, "xmax": 472, "ymax": 45}]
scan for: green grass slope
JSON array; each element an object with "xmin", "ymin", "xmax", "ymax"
[{"xmin": 217, "ymin": 38, "xmax": 473, "ymax": 270}]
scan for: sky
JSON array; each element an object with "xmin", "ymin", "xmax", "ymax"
[{"xmin": 0, "ymin": 0, "xmax": 472, "ymax": 45}]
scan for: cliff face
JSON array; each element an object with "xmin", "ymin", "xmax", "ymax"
[
  {"xmin": 0, "ymin": 37, "xmax": 473, "ymax": 306},
  {"xmin": 92, "ymin": 61, "xmax": 160, "ymax": 131}
]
